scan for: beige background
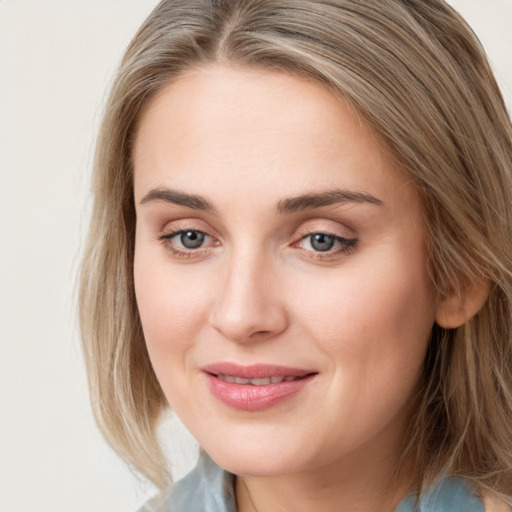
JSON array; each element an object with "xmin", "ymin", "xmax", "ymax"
[{"xmin": 0, "ymin": 1, "xmax": 511, "ymax": 511}]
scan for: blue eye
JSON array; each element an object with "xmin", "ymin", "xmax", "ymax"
[
  {"xmin": 179, "ymin": 230, "xmax": 206, "ymax": 249},
  {"xmin": 299, "ymin": 232, "xmax": 357, "ymax": 256},
  {"xmin": 159, "ymin": 229, "xmax": 214, "ymax": 257},
  {"xmin": 309, "ymin": 233, "xmax": 336, "ymax": 252}
]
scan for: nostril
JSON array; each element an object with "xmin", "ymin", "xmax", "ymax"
[{"xmin": 249, "ymin": 330, "xmax": 271, "ymax": 338}]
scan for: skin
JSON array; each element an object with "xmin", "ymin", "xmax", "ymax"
[{"xmin": 133, "ymin": 65, "xmax": 450, "ymax": 512}]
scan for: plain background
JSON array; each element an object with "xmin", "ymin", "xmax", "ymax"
[{"xmin": 0, "ymin": 1, "xmax": 511, "ymax": 511}]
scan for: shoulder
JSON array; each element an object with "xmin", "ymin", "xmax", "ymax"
[
  {"xmin": 425, "ymin": 476, "xmax": 485, "ymax": 511},
  {"xmin": 135, "ymin": 452, "xmax": 236, "ymax": 512},
  {"xmin": 397, "ymin": 476, "xmax": 484, "ymax": 512},
  {"xmin": 398, "ymin": 477, "xmax": 511, "ymax": 512}
]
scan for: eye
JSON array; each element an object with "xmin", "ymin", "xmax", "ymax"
[
  {"xmin": 177, "ymin": 230, "xmax": 207, "ymax": 249},
  {"xmin": 159, "ymin": 228, "xmax": 217, "ymax": 257},
  {"xmin": 297, "ymin": 232, "xmax": 357, "ymax": 256},
  {"xmin": 308, "ymin": 233, "xmax": 337, "ymax": 252}
]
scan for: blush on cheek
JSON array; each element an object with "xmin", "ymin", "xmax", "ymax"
[
  {"xmin": 134, "ymin": 257, "xmax": 211, "ymax": 355},
  {"xmin": 308, "ymin": 263, "xmax": 432, "ymax": 364},
  {"xmin": 138, "ymin": 291, "xmax": 205, "ymax": 347}
]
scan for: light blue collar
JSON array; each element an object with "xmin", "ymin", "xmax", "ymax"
[{"xmin": 139, "ymin": 453, "xmax": 484, "ymax": 512}]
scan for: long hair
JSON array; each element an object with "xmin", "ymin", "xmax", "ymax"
[{"xmin": 79, "ymin": 0, "xmax": 512, "ymax": 499}]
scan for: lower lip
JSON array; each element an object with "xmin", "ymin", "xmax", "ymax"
[{"xmin": 204, "ymin": 373, "xmax": 316, "ymax": 411}]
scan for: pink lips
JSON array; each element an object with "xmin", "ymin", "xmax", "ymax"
[{"xmin": 202, "ymin": 362, "xmax": 317, "ymax": 411}]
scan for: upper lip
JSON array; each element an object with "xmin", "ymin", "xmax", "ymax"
[{"xmin": 201, "ymin": 362, "xmax": 316, "ymax": 379}]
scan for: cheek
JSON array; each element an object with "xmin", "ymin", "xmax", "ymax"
[
  {"xmin": 133, "ymin": 248, "xmax": 211, "ymax": 367},
  {"xmin": 295, "ymin": 249, "xmax": 436, "ymax": 371},
  {"xmin": 293, "ymin": 259, "xmax": 435, "ymax": 444}
]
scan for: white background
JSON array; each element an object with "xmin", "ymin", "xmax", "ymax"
[{"xmin": 0, "ymin": 1, "xmax": 511, "ymax": 511}]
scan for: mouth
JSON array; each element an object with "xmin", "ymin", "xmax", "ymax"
[
  {"xmin": 201, "ymin": 363, "xmax": 318, "ymax": 411},
  {"xmin": 213, "ymin": 374, "xmax": 304, "ymax": 385}
]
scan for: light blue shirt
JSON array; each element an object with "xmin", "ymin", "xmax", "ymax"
[{"xmin": 138, "ymin": 452, "xmax": 485, "ymax": 512}]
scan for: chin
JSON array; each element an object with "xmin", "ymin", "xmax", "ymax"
[{"xmin": 202, "ymin": 434, "xmax": 312, "ymax": 477}]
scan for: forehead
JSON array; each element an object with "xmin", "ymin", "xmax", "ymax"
[{"xmin": 132, "ymin": 65, "xmax": 418, "ymax": 216}]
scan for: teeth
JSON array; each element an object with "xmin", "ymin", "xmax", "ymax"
[
  {"xmin": 219, "ymin": 374, "xmax": 236, "ymax": 383},
  {"xmin": 250, "ymin": 377, "xmax": 272, "ymax": 385},
  {"xmin": 216, "ymin": 374, "xmax": 298, "ymax": 385}
]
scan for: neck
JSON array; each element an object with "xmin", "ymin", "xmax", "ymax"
[{"xmin": 235, "ymin": 433, "xmax": 414, "ymax": 512}]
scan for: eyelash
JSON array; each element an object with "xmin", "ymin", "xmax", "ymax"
[
  {"xmin": 158, "ymin": 229, "xmax": 358, "ymax": 260},
  {"xmin": 159, "ymin": 229, "xmax": 216, "ymax": 259},
  {"xmin": 294, "ymin": 232, "xmax": 358, "ymax": 260}
]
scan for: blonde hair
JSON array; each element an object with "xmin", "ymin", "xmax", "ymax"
[{"xmin": 79, "ymin": 0, "xmax": 512, "ymax": 499}]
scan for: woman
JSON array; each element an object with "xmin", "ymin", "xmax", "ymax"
[{"xmin": 79, "ymin": 0, "xmax": 512, "ymax": 510}]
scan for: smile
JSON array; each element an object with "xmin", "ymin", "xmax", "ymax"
[
  {"xmin": 215, "ymin": 374, "xmax": 301, "ymax": 385},
  {"xmin": 201, "ymin": 363, "xmax": 317, "ymax": 411}
]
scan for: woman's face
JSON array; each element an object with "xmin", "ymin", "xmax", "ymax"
[{"xmin": 133, "ymin": 66, "xmax": 439, "ymax": 477}]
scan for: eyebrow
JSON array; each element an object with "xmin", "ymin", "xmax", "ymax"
[
  {"xmin": 139, "ymin": 186, "xmax": 383, "ymax": 214},
  {"xmin": 276, "ymin": 189, "xmax": 383, "ymax": 213},
  {"xmin": 139, "ymin": 187, "xmax": 216, "ymax": 213}
]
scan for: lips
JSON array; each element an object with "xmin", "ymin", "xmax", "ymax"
[
  {"xmin": 216, "ymin": 374, "xmax": 300, "ymax": 385},
  {"xmin": 201, "ymin": 363, "xmax": 317, "ymax": 411}
]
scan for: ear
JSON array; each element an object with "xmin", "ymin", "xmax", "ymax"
[{"xmin": 435, "ymin": 278, "xmax": 491, "ymax": 329}]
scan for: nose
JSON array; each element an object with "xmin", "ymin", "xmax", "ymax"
[{"xmin": 208, "ymin": 249, "xmax": 288, "ymax": 344}]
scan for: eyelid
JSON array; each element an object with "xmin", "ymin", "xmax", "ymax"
[
  {"xmin": 292, "ymin": 218, "xmax": 356, "ymax": 241},
  {"xmin": 157, "ymin": 218, "xmax": 221, "ymax": 259},
  {"xmin": 158, "ymin": 229, "xmax": 219, "ymax": 259},
  {"xmin": 156, "ymin": 217, "xmax": 357, "ymax": 260},
  {"xmin": 290, "ymin": 219, "xmax": 359, "ymax": 260},
  {"xmin": 160, "ymin": 216, "xmax": 216, "ymax": 233}
]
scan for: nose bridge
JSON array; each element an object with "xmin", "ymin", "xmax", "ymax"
[{"xmin": 209, "ymin": 243, "xmax": 287, "ymax": 342}]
